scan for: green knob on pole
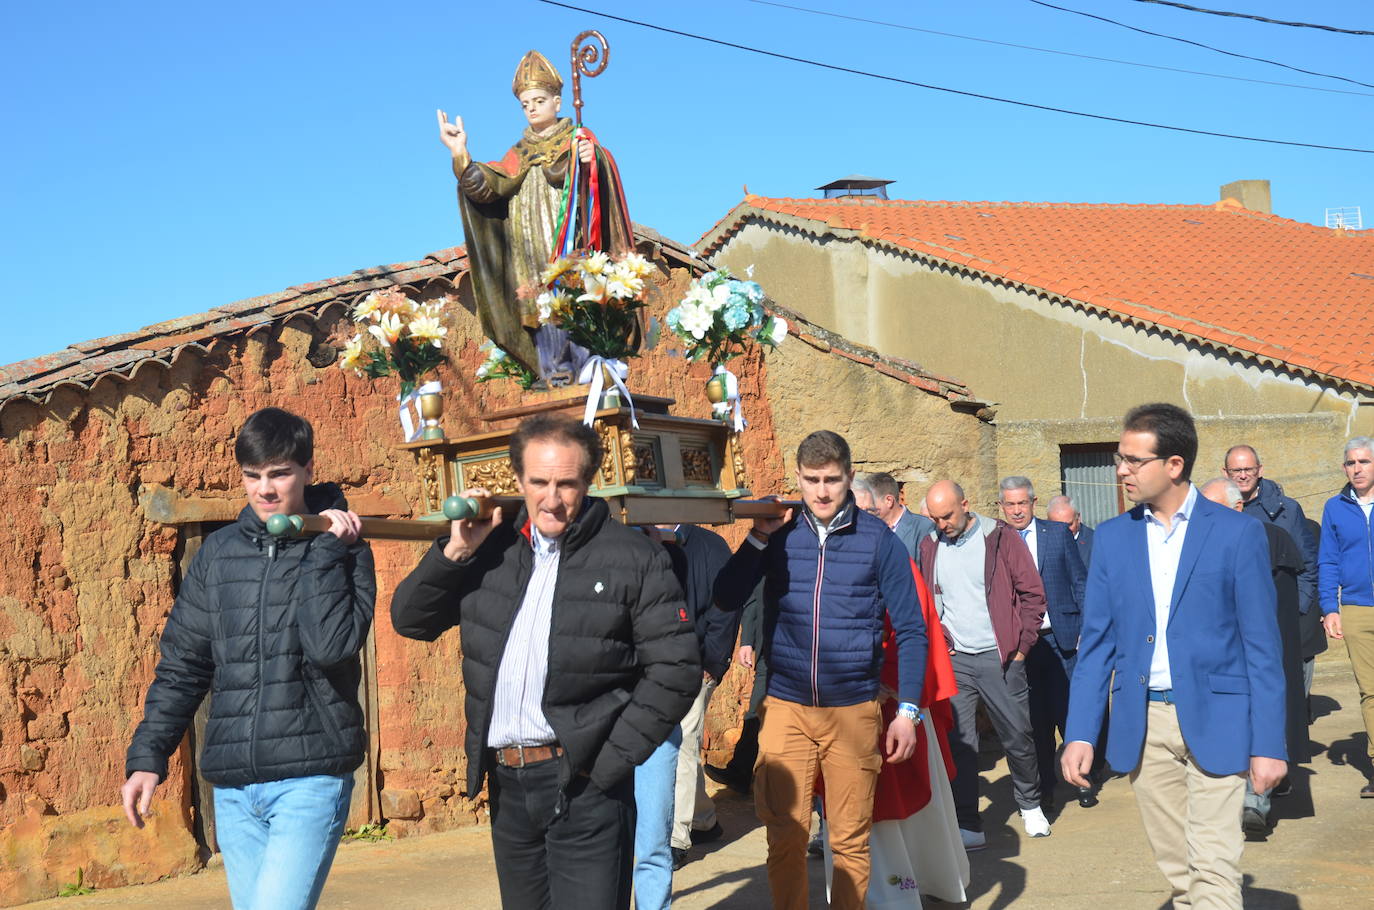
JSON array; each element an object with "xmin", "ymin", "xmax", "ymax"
[
  {"xmin": 265, "ymin": 513, "xmax": 305, "ymax": 537},
  {"xmin": 443, "ymin": 496, "xmax": 478, "ymax": 521}
]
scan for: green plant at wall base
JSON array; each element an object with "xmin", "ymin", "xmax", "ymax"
[
  {"xmin": 342, "ymin": 822, "xmax": 392, "ymax": 843},
  {"xmin": 57, "ymin": 868, "xmax": 96, "ymax": 896}
]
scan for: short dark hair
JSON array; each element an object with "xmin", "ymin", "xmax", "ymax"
[
  {"xmin": 1123, "ymin": 403, "xmax": 1197, "ymax": 480},
  {"xmin": 510, "ymin": 414, "xmax": 603, "ymax": 484},
  {"xmin": 796, "ymin": 430, "xmax": 852, "ymax": 473},
  {"xmin": 235, "ymin": 407, "xmax": 314, "ymax": 468}
]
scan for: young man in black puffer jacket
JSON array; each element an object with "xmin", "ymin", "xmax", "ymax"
[
  {"xmin": 122, "ymin": 407, "xmax": 375, "ymax": 910},
  {"xmin": 391, "ymin": 413, "xmax": 700, "ymax": 910}
]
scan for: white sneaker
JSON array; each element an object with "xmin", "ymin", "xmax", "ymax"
[
  {"xmin": 1021, "ymin": 806, "xmax": 1052, "ymax": 837},
  {"xmin": 959, "ymin": 827, "xmax": 986, "ymax": 851}
]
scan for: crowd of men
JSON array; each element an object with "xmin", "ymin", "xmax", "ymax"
[{"xmin": 118, "ymin": 404, "xmax": 1374, "ymax": 909}]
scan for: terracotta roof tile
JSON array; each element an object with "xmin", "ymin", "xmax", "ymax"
[
  {"xmin": 701, "ymin": 196, "xmax": 1374, "ymax": 389},
  {"xmin": 3, "ymin": 228, "xmax": 976, "ymax": 417}
]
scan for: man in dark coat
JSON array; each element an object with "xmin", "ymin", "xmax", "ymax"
[
  {"xmin": 1046, "ymin": 495, "xmax": 1093, "ymax": 568},
  {"xmin": 391, "ymin": 414, "xmax": 699, "ymax": 910},
  {"xmin": 1224, "ymin": 445, "xmax": 1318, "ymax": 612},
  {"xmin": 122, "ymin": 408, "xmax": 375, "ymax": 910},
  {"xmin": 997, "ymin": 476, "xmax": 1090, "ymax": 813},
  {"xmin": 664, "ymin": 525, "xmax": 736, "ymax": 867},
  {"xmin": 1200, "ymin": 478, "xmax": 1306, "ymax": 837}
]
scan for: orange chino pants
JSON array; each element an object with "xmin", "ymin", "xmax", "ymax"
[{"xmin": 754, "ymin": 696, "xmax": 883, "ymax": 910}]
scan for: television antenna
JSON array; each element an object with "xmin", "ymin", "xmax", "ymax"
[{"xmin": 1326, "ymin": 206, "xmax": 1363, "ymax": 230}]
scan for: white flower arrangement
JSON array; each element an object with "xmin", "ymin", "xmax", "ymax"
[
  {"xmin": 665, "ymin": 268, "xmax": 786, "ymax": 365},
  {"xmin": 535, "ymin": 251, "xmax": 655, "ymax": 359},
  {"xmin": 338, "ymin": 291, "xmax": 450, "ymax": 396}
]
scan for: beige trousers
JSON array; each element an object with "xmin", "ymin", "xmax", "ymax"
[
  {"xmin": 1340, "ymin": 604, "xmax": 1374, "ymax": 760},
  {"xmin": 670, "ymin": 676, "xmax": 718, "ymax": 850},
  {"xmin": 754, "ymin": 696, "xmax": 882, "ymax": 910},
  {"xmin": 1131, "ymin": 701, "xmax": 1246, "ymax": 910}
]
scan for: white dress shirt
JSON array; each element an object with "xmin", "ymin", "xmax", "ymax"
[
  {"xmin": 1144, "ymin": 485, "xmax": 1198, "ymax": 691},
  {"xmin": 486, "ymin": 526, "xmax": 560, "ymax": 748},
  {"xmin": 1019, "ymin": 523, "xmax": 1050, "ymax": 630}
]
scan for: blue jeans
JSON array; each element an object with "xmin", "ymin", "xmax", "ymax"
[
  {"xmin": 214, "ymin": 773, "xmax": 354, "ymax": 910},
  {"xmin": 1244, "ymin": 779, "xmax": 1272, "ymax": 820},
  {"xmin": 633, "ymin": 727, "xmax": 682, "ymax": 910}
]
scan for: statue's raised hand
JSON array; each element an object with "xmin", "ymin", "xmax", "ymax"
[{"xmin": 436, "ymin": 109, "xmax": 467, "ymax": 157}]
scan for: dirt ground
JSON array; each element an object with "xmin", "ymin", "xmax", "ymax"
[{"xmin": 23, "ymin": 645, "xmax": 1374, "ymax": 909}]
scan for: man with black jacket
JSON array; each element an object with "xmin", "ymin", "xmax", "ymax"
[
  {"xmin": 665, "ymin": 524, "xmax": 736, "ymax": 868},
  {"xmin": 122, "ymin": 407, "xmax": 376, "ymax": 910},
  {"xmin": 391, "ymin": 414, "xmax": 700, "ymax": 910}
]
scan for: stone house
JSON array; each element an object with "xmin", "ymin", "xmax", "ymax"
[
  {"xmin": 0, "ymin": 227, "xmax": 992, "ymax": 903},
  {"xmin": 701, "ymin": 180, "xmax": 1374, "ymax": 524}
]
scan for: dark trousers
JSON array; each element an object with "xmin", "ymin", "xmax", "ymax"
[
  {"xmin": 490, "ymin": 759, "xmax": 635, "ymax": 910},
  {"xmin": 1026, "ymin": 629, "xmax": 1076, "ymax": 798},
  {"xmin": 949, "ymin": 649, "xmax": 1041, "ymax": 831}
]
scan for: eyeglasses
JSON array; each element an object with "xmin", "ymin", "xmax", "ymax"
[
  {"xmin": 1113, "ymin": 452, "xmax": 1167, "ymax": 472},
  {"xmin": 1223, "ymin": 466, "xmax": 1260, "ymax": 476}
]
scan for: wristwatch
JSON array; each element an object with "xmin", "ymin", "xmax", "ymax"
[{"xmin": 897, "ymin": 702, "xmax": 923, "ymax": 723}]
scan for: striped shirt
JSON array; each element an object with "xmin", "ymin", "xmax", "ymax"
[{"xmin": 486, "ymin": 526, "xmax": 560, "ymax": 749}]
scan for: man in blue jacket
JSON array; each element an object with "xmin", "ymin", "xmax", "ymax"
[
  {"xmin": 1317, "ymin": 436, "xmax": 1374, "ymax": 798},
  {"xmin": 997, "ymin": 476, "xmax": 1089, "ymax": 813},
  {"xmin": 714, "ymin": 430, "xmax": 928, "ymax": 910},
  {"xmin": 1062, "ymin": 403, "xmax": 1286, "ymax": 910}
]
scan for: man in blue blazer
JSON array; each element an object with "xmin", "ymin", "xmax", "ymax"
[
  {"xmin": 1062, "ymin": 403, "xmax": 1287, "ymax": 910},
  {"xmin": 999, "ymin": 478, "xmax": 1089, "ymax": 812}
]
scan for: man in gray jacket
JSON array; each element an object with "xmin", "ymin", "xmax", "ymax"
[{"xmin": 853, "ymin": 471, "xmax": 935, "ymax": 560}]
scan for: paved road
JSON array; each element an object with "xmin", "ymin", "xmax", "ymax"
[{"xmin": 26, "ymin": 646, "xmax": 1374, "ymax": 908}]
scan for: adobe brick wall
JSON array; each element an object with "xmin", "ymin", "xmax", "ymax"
[{"xmin": 0, "ymin": 259, "xmax": 985, "ymax": 903}]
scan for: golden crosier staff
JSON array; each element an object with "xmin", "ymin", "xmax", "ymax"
[{"xmin": 570, "ymin": 29, "xmax": 609, "ymax": 126}]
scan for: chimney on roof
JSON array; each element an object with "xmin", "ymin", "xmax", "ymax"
[
  {"xmin": 1219, "ymin": 179, "xmax": 1271, "ymax": 214},
  {"xmin": 816, "ymin": 175, "xmax": 894, "ymax": 200}
]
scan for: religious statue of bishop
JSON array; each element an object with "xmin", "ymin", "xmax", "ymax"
[{"xmin": 437, "ymin": 49, "xmax": 635, "ymax": 383}]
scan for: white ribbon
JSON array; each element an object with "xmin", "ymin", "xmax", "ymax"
[
  {"xmin": 577, "ymin": 356, "xmax": 638, "ymax": 429},
  {"xmin": 711, "ymin": 364, "xmax": 747, "ymax": 432},
  {"xmin": 397, "ymin": 379, "xmax": 442, "ymax": 442}
]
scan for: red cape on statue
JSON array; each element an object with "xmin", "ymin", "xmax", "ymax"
[{"xmin": 818, "ymin": 559, "xmax": 958, "ymax": 821}]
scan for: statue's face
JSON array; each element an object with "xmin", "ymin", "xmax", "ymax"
[{"xmin": 519, "ymin": 88, "xmax": 561, "ymax": 131}]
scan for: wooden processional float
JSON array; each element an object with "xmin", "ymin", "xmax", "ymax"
[
  {"xmin": 265, "ymin": 394, "xmax": 798, "ymax": 542},
  {"xmin": 248, "ymin": 31, "xmax": 798, "ymax": 545}
]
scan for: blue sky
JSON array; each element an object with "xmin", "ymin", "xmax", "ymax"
[{"xmin": 3, "ymin": 0, "xmax": 1370, "ymax": 368}]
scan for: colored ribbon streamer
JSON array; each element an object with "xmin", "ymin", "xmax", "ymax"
[
  {"xmin": 397, "ymin": 379, "xmax": 442, "ymax": 442},
  {"xmin": 584, "ymin": 128, "xmax": 602, "ymax": 250},
  {"xmin": 711, "ymin": 364, "xmax": 747, "ymax": 432},
  {"xmin": 577, "ymin": 356, "xmax": 638, "ymax": 429}
]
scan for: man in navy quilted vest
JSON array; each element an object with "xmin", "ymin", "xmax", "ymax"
[{"xmin": 714, "ymin": 430, "xmax": 929, "ymax": 910}]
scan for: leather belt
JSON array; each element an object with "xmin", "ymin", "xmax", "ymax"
[
  {"xmin": 492, "ymin": 743, "xmax": 564, "ymax": 769},
  {"xmin": 1147, "ymin": 689, "xmax": 1174, "ymax": 704}
]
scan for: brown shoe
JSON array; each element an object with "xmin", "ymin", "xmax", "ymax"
[{"xmin": 1361, "ymin": 781, "xmax": 1374, "ymax": 798}]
